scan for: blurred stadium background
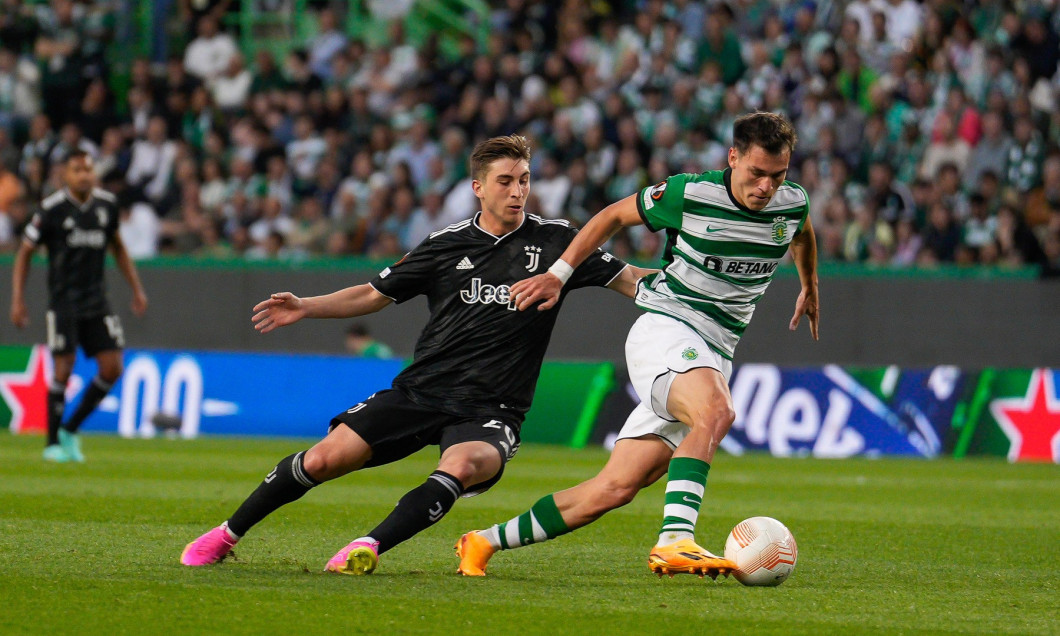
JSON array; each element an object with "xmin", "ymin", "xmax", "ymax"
[{"xmin": 0, "ymin": 1, "xmax": 1058, "ymax": 632}]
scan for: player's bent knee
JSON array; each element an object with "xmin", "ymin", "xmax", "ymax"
[
  {"xmin": 302, "ymin": 447, "xmax": 359, "ymax": 482},
  {"xmin": 440, "ymin": 450, "xmax": 502, "ymax": 488},
  {"xmin": 597, "ymin": 480, "xmax": 639, "ymax": 511}
]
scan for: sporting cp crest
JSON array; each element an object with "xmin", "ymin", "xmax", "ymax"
[
  {"xmin": 771, "ymin": 216, "xmax": 787, "ymax": 244},
  {"xmin": 681, "ymin": 347, "xmax": 699, "ymax": 360}
]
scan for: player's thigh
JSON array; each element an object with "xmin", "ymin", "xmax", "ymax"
[
  {"xmin": 625, "ymin": 313, "xmax": 732, "ymax": 421},
  {"xmin": 79, "ymin": 314, "xmax": 124, "ymax": 358},
  {"xmin": 667, "ymin": 367, "xmax": 735, "ymax": 430},
  {"xmin": 328, "ymin": 389, "xmax": 444, "ymax": 468},
  {"xmin": 437, "ymin": 416, "xmax": 522, "ymax": 495},
  {"xmin": 304, "ymin": 423, "xmax": 373, "ymax": 481}
]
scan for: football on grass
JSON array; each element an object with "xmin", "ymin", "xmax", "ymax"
[{"xmin": 724, "ymin": 516, "xmax": 798, "ymax": 586}]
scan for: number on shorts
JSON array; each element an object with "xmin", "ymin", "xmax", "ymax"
[{"xmin": 104, "ymin": 315, "xmax": 125, "ymax": 347}]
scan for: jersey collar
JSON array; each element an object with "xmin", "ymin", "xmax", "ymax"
[
  {"xmin": 472, "ymin": 211, "xmax": 525, "ymax": 244},
  {"xmin": 63, "ymin": 188, "xmax": 96, "ymax": 211},
  {"xmin": 722, "ymin": 168, "xmax": 758, "ymax": 214}
]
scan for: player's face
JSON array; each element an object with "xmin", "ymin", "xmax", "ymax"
[
  {"xmin": 727, "ymin": 144, "xmax": 790, "ymax": 211},
  {"xmin": 64, "ymin": 156, "xmax": 97, "ymax": 197},
  {"xmin": 473, "ymin": 158, "xmax": 530, "ymax": 234}
]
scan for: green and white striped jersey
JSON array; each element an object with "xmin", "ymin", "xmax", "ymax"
[{"xmin": 634, "ymin": 168, "xmax": 809, "ymax": 359}]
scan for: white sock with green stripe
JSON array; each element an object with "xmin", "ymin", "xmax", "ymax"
[
  {"xmin": 658, "ymin": 456, "xmax": 710, "ymax": 546},
  {"xmin": 478, "ymin": 494, "xmax": 571, "ymax": 550}
]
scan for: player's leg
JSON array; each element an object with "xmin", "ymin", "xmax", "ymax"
[
  {"xmin": 457, "ymin": 434, "xmax": 671, "ymax": 576},
  {"xmin": 44, "ymin": 350, "xmax": 75, "ymax": 462},
  {"xmin": 646, "ymin": 367, "xmax": 736, "ymax": 577},
  {"xmin": 657, "ymin": 367, "xmax": 734, "ymax": 544},
  {"xmin": 182, "ymin": 423, "xmax": 372, "ymax": 566},
  {"xmin": 624, "ymin": 313, "xmax": 735, "ymax": 577},
  {"xmin": 59, "ymin": 315, "xmax": 125, "ymax": 461},
  {"xmin": 330, "ymin": 416, "xmax": 518, "ymax": 575},
  {"xmin": 63, "ymin": 349, "xmax": 122, "ymax": 434}
]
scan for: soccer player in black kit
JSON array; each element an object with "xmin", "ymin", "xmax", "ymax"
[
  {"xmin": 181, "ymin": 135, "xmax": 653, "ymax": 573},
  {"xmin": 10, "ymin": 150, "xmax": 148, "ymax": 463}
]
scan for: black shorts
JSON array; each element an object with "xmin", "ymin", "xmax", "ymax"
[
  {"xmin": 330, "ymin": 389, "xmax": 523, "ymax": 495},
  {"xmin": 46, "ymin": 310, "xmax": 124, "ymax": 356}
]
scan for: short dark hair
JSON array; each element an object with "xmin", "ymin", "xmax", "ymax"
[
  {"xmin": 732, "ymin": 112, "xmax": 798, "ymax": 156},
  {"xmin": 469, "ymin": 135, "xmax": 532, "ymax": 181},
  {"xmin": 65, "ymin": 149, "xmax": 91, "ymax": 165}
]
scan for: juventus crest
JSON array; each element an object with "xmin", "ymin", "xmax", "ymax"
[{"xmin": 524, "ymin": 245, "xmax": 542, "ymax": 272}]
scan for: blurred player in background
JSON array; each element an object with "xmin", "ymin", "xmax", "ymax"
[
  {"xmin": 457, "ymin": 112, "xmax": 819, "ymax": 578},
  {"xmin": 10, "ymin": 150, "xmax": 148, "ymax": 463},
  {"xmin": 344, "ymin": 322, "xmax": 394, "ymax": 358},
  {"xmin": 180, "ymin": 135, "xmax": 654, "ymax": 574}
]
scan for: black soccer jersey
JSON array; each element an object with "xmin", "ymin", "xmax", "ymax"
[
  {"xmin": 23, "ymin": 188, "xmax": 120, "ymax": 316},
  {"xmin": 371, "ymin": 212, "xmax": 627, "ymax": 419}
]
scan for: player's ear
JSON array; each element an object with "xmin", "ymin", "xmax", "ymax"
[
  {"xmin": 727, "ymin": 147, "xmax": 738, "ymax": 169},
  {"xmin": 471, "ymin": 179, "xmax": 484, "ymax": 199}
]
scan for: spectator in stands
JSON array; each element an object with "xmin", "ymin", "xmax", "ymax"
[
  {"xmin": 183, "ymin": 16, "xmax": 237, "ymax": 82},
  {"xmin": 210, "ymin": 53, "xmax": 252, "ymax": 114},
  {"xmin": 922, "ymin": 202, "xmax": 962, "ymax": 262},
  {"xmin": 308, "ymin": 8, "xmax": 346, "ymax": 80},
  {"xmin": 126, "ymin": 116, "xmax": 177, "ymax": 210},
  {"xmin": 1025, "ymin": 156, "xmax": 1060, "ymax": 230},
  {"xmin": 995, "ymin": 202, "xmax": 1046, "ymax": 267},
  {"xmin": 919, "ymin": 115, "xmax": 971, "ymax": 180}
]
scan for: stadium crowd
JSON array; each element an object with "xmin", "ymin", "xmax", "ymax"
[{"xmin": 0, "ymin": 0, "xmax": 1058, "ymax": 273}]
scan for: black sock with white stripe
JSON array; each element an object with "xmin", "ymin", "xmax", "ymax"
[
  {"xmin": 227, "ymin": 451, "xmax": 320, "ymax": 537},
  {"xmin": 368, "ymin": 470, "xmax": 463, "ymax": 554},
  {"xmin": 63, "ymin": 376, "xmax": 113, "ymax": 433}
]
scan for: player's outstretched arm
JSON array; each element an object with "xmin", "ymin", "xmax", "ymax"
[
  {"xmin": 252, "ymin": 283, "xmax": 392, "ymax": 333},
  {"xmin": 110, "ymin": 234, "xmax": 148, "ymax": 316},
  {"xmin": 788, "ymin": 216, "xmax": 819, "ymax": 341},
  {"xmin": 10, "ymin": 241, "xmax": 34, "ymax": 328},
  {"xmin": 606, "ymin": 265, "xmax": 660, "ymax": 299},
  {"xmin": 512, "ymin": 194, "xmax": 643, "ymax": 311}
]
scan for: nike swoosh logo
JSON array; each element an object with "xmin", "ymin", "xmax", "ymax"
[
  {"xmin": 705, "ymin": 226, "xmax": 723, "ymax": 233},
  {"xmin": 682, "ymin": 495, "xmax": 700, "ymax": 505}
]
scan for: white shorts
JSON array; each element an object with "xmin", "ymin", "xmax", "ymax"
[{"xmin": 616, "ymin": 313, "xmax": 733, "ymax": 449}]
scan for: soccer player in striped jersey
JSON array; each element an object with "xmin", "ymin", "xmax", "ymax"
[{"xmin": 457, "ymin": 112, "xmax": 819, "ymax": 578}]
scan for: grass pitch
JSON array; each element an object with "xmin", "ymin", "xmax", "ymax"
[{"xmin": 1, "ymin": 435, "xmax": 1056, "ymax": 635}]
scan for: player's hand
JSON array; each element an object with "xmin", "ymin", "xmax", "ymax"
[
  {"xmin": 252, "ymin": 292, "xmax": 306, "ymax": 333},
  {"xmin": 10, "ymin": 301, "xmax": 28, "ymax": 329},
  {"xmin": 789, "ymin": 284, "xmax": 819, "ymax": 341},
  {"xmin": 509, "ymin": 272, "xmax": 563, "ymax": 311},
  {"xmin": 131, "ymin": 290, "xmax": 148, "ymax": 317}
]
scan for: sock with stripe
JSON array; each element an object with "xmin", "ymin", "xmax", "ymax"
[
  {"xmin": 47, "ymin": 381, "xmax": 66, "ymax": 446},
  {"xmin": 479, "ymin": 494, "xmax": 571, "ymax": 551},
  {"xmin": 63, "ymin": 376, "xmax": 114, "ymax": 433},
  {"xmin": 657, "ymin": 456, "xmax": 710, "ymax": 546},
  {"xmin": 227, "ymin": 451, "xmax": 320, "ymax": 537},
  {"xmin": 368, "ymin": 470, "xmax": 463, "ymax": 554}
]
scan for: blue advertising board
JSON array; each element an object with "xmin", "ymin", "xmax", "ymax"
[
  {"xmin": 70, "ymin": 349, "xmax": 404, "ymax": 438},
  {"xmin": 595, "ymin": 363, "xmax": 967, "ymax": 458},
  {"xmin": 724, "ymin": 364, "xmax": 964, "ymax": 458}
]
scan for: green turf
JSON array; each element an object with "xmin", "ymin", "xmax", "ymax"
[{"xmin": 1, "ymin": 435, "xmax": 1056, "ymax": 635}]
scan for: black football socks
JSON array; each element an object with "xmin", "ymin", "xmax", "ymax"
[
  {"xmin": 62, "ymin": 376, "xmax": 113, "ymax": 433},
  {"xmin": 46, "ymin": 381, "xmax": 66, "ymax": 446},
  {"xmin": 368, "ymin": 470, "xmax": 463, "ymax": 554},
  {"xmin": 227, "ymin": 451, "xmax": 320, "ymax": 537}
]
